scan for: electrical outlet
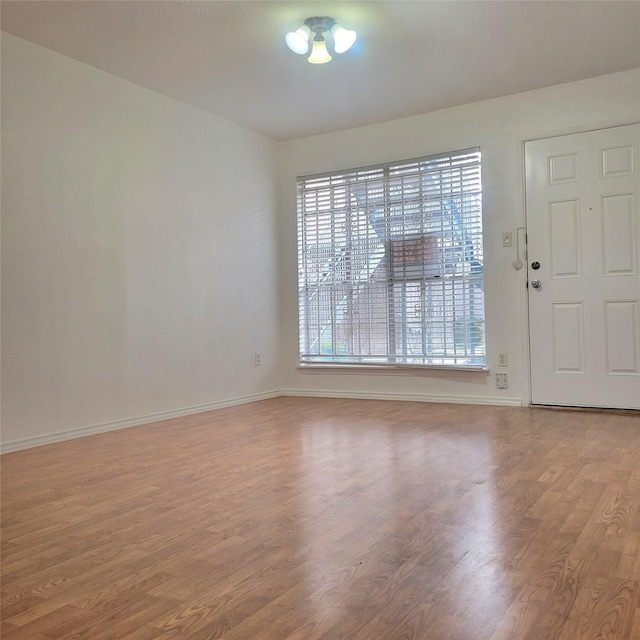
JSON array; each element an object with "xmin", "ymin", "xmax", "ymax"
[
  {"xmin": 496, "ymin": 373, "xmax": 508, "ymax": 389},
  {"xmin": 502, "ymin": 232, "xmax": 513, "ymax": 247},
  {"xmin": 254, "ymin": 352, "xmax": 262, "ymax": 366},
  {"xmin": 498, "ymin": 352, "xmax": 508, "ymax": 367}
]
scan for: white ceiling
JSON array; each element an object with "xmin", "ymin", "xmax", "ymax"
[{"xmin": 2, "ymin": 1, "xmax": 639, "ymax": 141}]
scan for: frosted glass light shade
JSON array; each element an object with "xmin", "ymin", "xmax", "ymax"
[
  {"xmin": 308, "ymin": 38, "xmax": 332, "ymax": 64},
  {"xmin": 331, "ymin": 24, "xmax": 356, "ymax": 53},
  {"xmin": 286, "ymin": 17, "xmax": 356, "ymax": 63},
  {"xmin": 285, "ymin": 25, "xmax": 311, "ymax": 54}
]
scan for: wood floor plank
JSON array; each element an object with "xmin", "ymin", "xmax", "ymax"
[{"xmin": 2, "ymin": 398, "xmax": 639, "ymax": 639}]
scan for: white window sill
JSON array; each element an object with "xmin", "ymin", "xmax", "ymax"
[{"xmin": 297, "ymin": 363, "xmax": 490, "ymax": 375}]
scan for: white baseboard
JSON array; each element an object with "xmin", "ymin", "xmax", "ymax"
[
  {"xmin": 0, "ymin": 390, "xmax": 281, "ymax": 454},
  {"xmin": 1, "ymin": 388, "xmax": 523, "ymax": 454},
  {"xmin": 280, "ymin": 388, "xmax": 524, "ymax": 407}
]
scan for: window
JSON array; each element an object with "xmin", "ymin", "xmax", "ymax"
[{"xmin": 297, "ymin": 148, "xmax": 485, "ymax": 368}]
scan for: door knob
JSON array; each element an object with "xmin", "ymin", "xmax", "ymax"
[{"xmin": 531, "ymin": 279, "xmax": 542, "ymax": 289}]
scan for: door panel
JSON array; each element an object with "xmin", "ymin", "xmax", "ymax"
[
  {"xmin": 549, "ymin": 199, "xmax": 582, "ymax": 277},
  {"xmin": 604, "ymin": 300, "xmax": 639, "ymax": 375},
  {"xmin": 526, "ymin": 124, "xmax": 640, "ymax": 409},
  {"xmin": 552, "ymin": 302, "xmax": 585, "ymax": 374},
  {"xmin": 602, "ymin": 194, "xmax": 636, "ymax": 275}
]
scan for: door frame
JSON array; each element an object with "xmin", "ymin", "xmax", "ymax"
[{"xmin": 522, "ymin": 122, "xmax": 640, "ymax": 409}]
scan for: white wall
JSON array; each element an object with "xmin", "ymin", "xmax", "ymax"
[
  {"xmin": 1, "ymin": 34, "xmax": 280, "ymax": 450},
  {"xmin": 277, "ymin": 69, "xmax": 640, "ymax": 406},
  {"xmin": 2, "ymin": 31, "xmax": 639, "ymax": 452}
]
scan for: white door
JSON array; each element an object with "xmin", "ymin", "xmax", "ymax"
[{"xmin": 526, "ymin": 124, "xmax": 640, "ymax": 409}]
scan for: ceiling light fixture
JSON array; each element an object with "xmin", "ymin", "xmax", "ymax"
[{"xmin": 286, "ymin": 17, "xmax": 356, "ymax": 64}]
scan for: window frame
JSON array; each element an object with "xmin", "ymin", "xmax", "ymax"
[{"xmin": 296, "ymin": 148, "xmax": 486, "ymax": 371}]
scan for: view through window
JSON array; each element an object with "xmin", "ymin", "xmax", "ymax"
[{"xmin": 297, "ymin": 148, "xmax": 485, "ymax": 368}]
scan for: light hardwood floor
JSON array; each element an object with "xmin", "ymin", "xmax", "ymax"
[{"xmin": 2, "ymin": 397, "xmax": 640, "ymax": 639}]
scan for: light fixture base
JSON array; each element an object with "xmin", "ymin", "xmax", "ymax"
[{"xmin": 303, "ymin": 16, "xmax": 336, "ymax": 34}]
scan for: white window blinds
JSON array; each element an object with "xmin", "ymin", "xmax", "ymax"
[{"xmin": 297, "ymin": 148, "xmax": 485, "ymax": 368}]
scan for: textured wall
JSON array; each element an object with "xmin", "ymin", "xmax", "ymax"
[
  {"xmin": 277, "ymin": 69, "xmax": 640, "ymax": 405},
  {"xmin": 2, "ymin": 31, "xmax": 639, "ymax": 449},
  {"xmin": 1, "ymin": 34, "xmax": 280, "ymax": 447}
]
